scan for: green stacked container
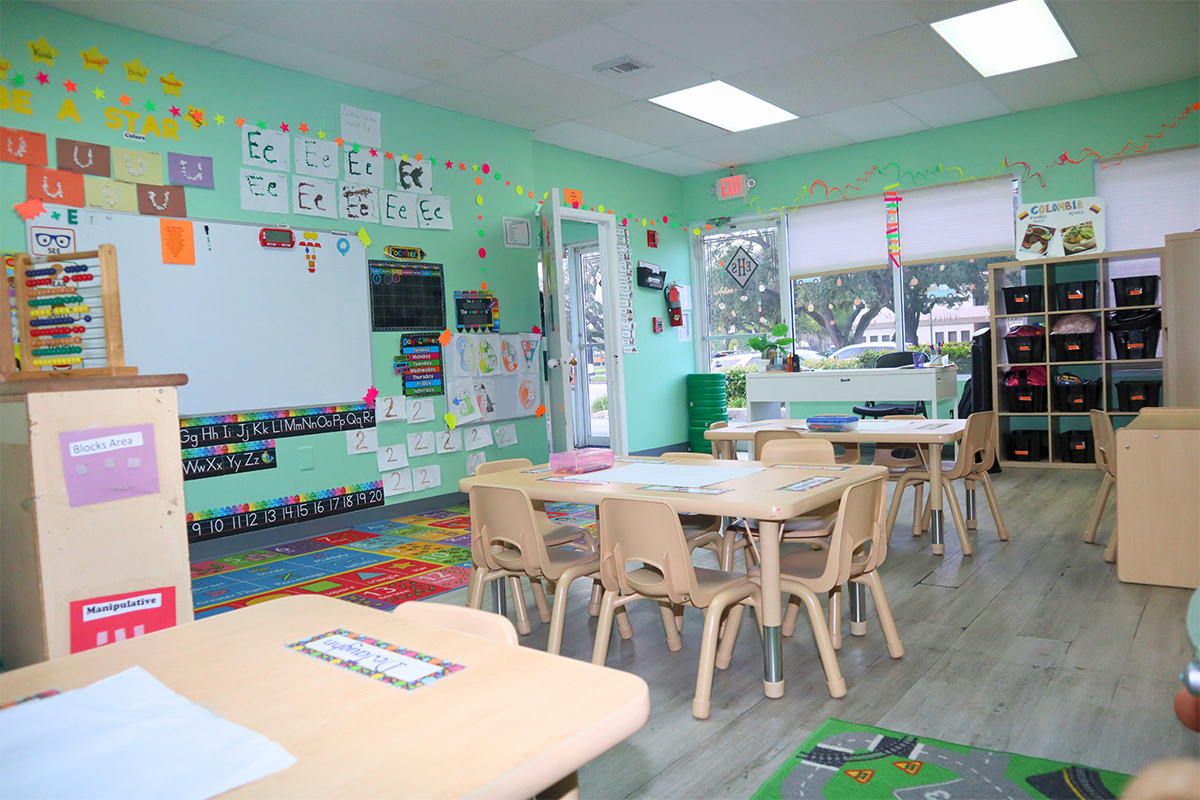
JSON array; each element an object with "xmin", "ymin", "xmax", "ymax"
[{"xmin": 686, "ymin": 374, "xmax": 728, "ymax": 454}]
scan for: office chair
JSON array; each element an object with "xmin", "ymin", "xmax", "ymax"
[{"xmin": 851, "ymin": 350, "xmax": 928, "ymax": 419}]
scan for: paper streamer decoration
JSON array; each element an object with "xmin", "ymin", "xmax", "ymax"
[{"xmin": 885, "ymin": 186, "xmax": 902, "ymax": 270}]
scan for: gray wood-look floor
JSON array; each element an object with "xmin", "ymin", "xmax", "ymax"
[{"xmin": 433, "ymin": 467, "xmax": 1199, "ymax": 798}]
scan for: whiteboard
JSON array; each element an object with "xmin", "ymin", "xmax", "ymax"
[{"xmin": 29, "ymin": 205, "xmax": 373, "ymax": 416}]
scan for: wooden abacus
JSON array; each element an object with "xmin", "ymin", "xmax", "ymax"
[{"xmin": 1, "ymin": 244, "xmax": 137, "ymax": 380}]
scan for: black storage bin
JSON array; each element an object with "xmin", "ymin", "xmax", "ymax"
[
  {"xmin": 1055, "ymin": 281, "xmax": 1098, "ymax": 310},
  {"xmin": 1049, "ymin": 333, "xmax": 1095, "ymax": 361},
  {"xmin": 1115, "ymin": 380, "xmax": 1162, "ymax": 412},
  {"xmin": 1054, "ymin": 380, "xmax": 1102, "ymax": 412},
  {"xmin": 1005, "ymin": 333, "xmax": 1045, "ymax": 363},
  {"xmin": 1058, "ymin": 430, "xmax": 1095, "ymax": 463},
  {"xmin": 1112, "ymin": 275, "xmax": 1159, "ymax": 307},
  {"xmin": 1002, "ymin": 285, "xmax": 1044, "ymax": 314},
  {"xmin": 1108, "ymin": 309, "xmax": 1161, "ymax": 360},
  {"xmin": 1005, "ymin": 430, "xmax": 1047, "ymax": 462},
  {"xmin": 1001, "ymin": 374, "xmax": 1047, "ymax": 413}
]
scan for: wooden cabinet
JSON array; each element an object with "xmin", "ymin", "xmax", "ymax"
[
  {"xmin": 1163, "ymin": 231, "xmax": 1199, "ymax": 407},
  {"xmin": 0, "ymin": 374, "xmax": 192, "ymax": 668}
]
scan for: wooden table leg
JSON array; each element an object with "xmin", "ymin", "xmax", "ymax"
[
  {"xmin": 757, "ymin": 520, "xmax": 785, "ymax": 698},
  {"xmin": 928, "ymin": 442, "xmax": 946, "ymax": 556}
]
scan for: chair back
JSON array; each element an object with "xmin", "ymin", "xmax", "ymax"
[
  {"xmin": 475, "ymin": 458, "xmax": 532, "ymax": 475},
  {"xmin": 598, "ymin": 497, "xmax": 705, "ymax": 605},
  {"xmin": 872, "ymin": 414, "xmax": 926, "ymax": 469},
  {"xmin": 946, "ymin": 411, "xmax": 997, "ymax": 479},
  {"xmin": 662, "ymin": 452, "xmax": 716, "ymax": 460},
  {"xmin": 845, "ymin": 474, "xmax": 890, "ymax": 575},
  {"xmin": 468, "ymin": 485, "xmax": 547, "ymax": 577},
  {"xmin": 1090, "ymin": 409, "xmax": 1117, "ymax": 477},
  {"xmin": 754, "ymin": 428, "xmax": 802, "ymax": 458},
  {"xmin": 393, "ymin": 602, "xmax": 519, "ymax": 646},
  {"xmin": 759, "ymin": 439, "xmax": 836, "ymax": 466},
  {"xmin": 876, "ymin": 351, "xmax": 920, "ymax": 369}
]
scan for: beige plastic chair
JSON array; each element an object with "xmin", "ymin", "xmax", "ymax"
[
  {"xmin": 1084, "ymin": 409, "xmax": 1118, "ymax": 563},
  {"xmin": 886, "ymin": 411, "xmax": 1009, "ymax": 556},
  {"xmin": 876, "ymin": 414, "xmax": 929, "ymax": 538},
  {"xmin": 740, "ymin": 436, "xmax": 840, "ymax": 555},
  {"xmin": 476, "ymin": 458, "xmax": 599, "ymax": 625},
  {"xmin": 466, "ymin": 485, "xmax": 601, "ymax": 655},
  {"xmin": 393, "ymin": 601, "xmax": 519, "ymax": 645},
  {"xmin": 736, "ymin": 474, "xmax": 897, "ymax": 699},
  {"xmin": 591, "ymin": 496, "xmax": 763, "ymax": 720}
]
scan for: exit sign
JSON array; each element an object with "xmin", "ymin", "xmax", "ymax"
[{"xmin": 716, "ymin": 174, "xmax": 750, "ymax": 201}]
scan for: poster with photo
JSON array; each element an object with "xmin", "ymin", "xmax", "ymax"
[{"xmin": 1015, "ymin": 196, "xmax": 1105, "ymax": 260}]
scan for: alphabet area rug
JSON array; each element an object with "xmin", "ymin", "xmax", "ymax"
[{"xmin": 753, "ymin": 718, "xmax": 1130, "ymax": 800}]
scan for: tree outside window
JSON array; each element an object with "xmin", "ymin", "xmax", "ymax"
[{"xmin": 703, "ymin": 227, "xmax": 781, "ymax": 350}]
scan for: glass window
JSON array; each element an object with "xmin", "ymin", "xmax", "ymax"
[
  {"xmin": 702, "ymin": 226, "xmax": 781, "ymax": 368},
  {"xmin": 948, "ymin": 331, "xmax": 958, "ymax": 342},
  {"xmin": 935, "ymin": 331, "xmax": 945, "ymax": 344},
  {"xmin": 902, "ymin": 255, "xmax": 1008, "ymax": 346},
  {"xmin": 791, "ymin": 265, "xmax": 894, "ymax": 354}
]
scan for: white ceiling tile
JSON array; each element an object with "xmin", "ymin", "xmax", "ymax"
[
  {"xmin": 159, "ymin": 1, "xmax": 263, "ymax": 26},
  {"xmin": 212, "ymin": 30, "xmax": 429, "ymax": 96},
  {"xmin": 605, "ymin": 2, "xmax": 812, "ymax": 76},
  {"xmin": 574, "ymin": 101, "xmax": 724, "ymax": 148},
  {"xmin": 1086, "ymin": 33, "xmax": 1200, "ymax": 96},
  {"xmin": 899, "ymin": 0, "xmax": 1006, "ymax": 24},
  {"xmin": 371, "ymin": 1, "xmax": 595, "ymax": 53},
  {"xmin": 622, "ymin": 149, "xmax": 722, "ymax": 177},
  {"xmin": 893, "ymin": 81, "xmax": 1011, "ymax": 128},
  {"xmin": 532, "ymin": 121, "xmax": 659, "ymax": 161},
  {"xmin": 1053, "ymin": 0, "xmax": 1199, "ymax": 56},
  {"xmin": 984, "ymin": 56, "xmax": 1105, "ymax": 112},
  {"xmin": 39, "ymin": 0, "xmax": 238, "ymax": 46},
  {"xmin": 673, "ymin": 136, "xmax": 786, "ymax": 169},
  {"xmin": 445, "ymin": 54, "xmax": 633, "ymax": 118},
  {"xmin": 737, "ymin": 118, "xmax": 856, "ymax": 156},
  {"xmin": 567, "ymin": 1, "xmax": 649, "ymax": 21},
  {"xmin": 821, "ymin": 25, "xmax": 978, "ymax": 98},
  {"xmin": 516, "ymin": 21, "xmax": 712, "ymax": 100},
  {"xmin": 728, "ymin": 55, "xmax": 884, "ymax": 116},
  {"xmin": 403, "ymin": 83, "xmax": 565, "ymax": 131},
  {"xmin": 738, "ymin": 0, "xmax": 922, "ymax": 52},
  {"xmin": 810, "ymin": 101, "xmax": 929, "ymax": 142}
]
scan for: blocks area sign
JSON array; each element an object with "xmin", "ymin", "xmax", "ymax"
[{"xmin": 69, "ymin": 587, "xmax": 177, "ymax": 653}]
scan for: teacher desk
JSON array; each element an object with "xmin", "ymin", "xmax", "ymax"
[{"xmin": 745, "ymin": 365, "xmax": 959, "ymax": 422}]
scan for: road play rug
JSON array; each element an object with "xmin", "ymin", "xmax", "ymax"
[
  {"xmin": 753, "ymin": 719, "xmax": 1131, "ymax": 800},
  {"xmin": 190, "ymin": 502, "xmax": 597, "ymax": 617}
]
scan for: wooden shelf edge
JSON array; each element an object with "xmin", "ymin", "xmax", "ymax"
[{"xmin": 0, "ymin": 373, "xmax": 188, "ymax": 396}]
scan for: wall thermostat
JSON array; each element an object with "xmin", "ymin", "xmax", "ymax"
[{"xmin": 259, "ymin": 228, "xmax": 295, "ymax": 248}]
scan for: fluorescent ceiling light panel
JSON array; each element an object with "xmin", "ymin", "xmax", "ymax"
[
  {"xmin": 649, "ymin": 81, "xmax": 797, "ymax": 132},
  {"xmin": 931, "ymin": 0, "xmax": 1077, "ymax": 78}
]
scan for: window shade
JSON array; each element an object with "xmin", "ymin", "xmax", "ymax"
[
  {"xmin": 786, "ymin": 195, "xmax": 883, "ymax": 276},
  {"xmin": 899, "ymin": 177, "xmax": 1015, "ymax": 262},
  {"xmin": 1093, "ymin": 147, "xmax": 1200, "ymax": 251}
]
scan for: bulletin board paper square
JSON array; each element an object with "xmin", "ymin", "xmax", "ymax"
[{"xmin": 58, "ymin": 424, "xmax": 159, "ymax": 507}]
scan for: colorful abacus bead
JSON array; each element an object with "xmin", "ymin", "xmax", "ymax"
[{"xmin": 31, "ymin": 356, "xmax": 83, "ymax": 366}]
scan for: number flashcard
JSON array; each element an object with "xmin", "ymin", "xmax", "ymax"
[
  {"xmin": 377, "ymin": 395, "xmax": 406, "ymax": 423},
  {"xmin": 376, "ymin": 444, "xmax": 409, "ymax": 472},
  {"xmin": 407, "ymin": 431, "xmax": 435, "ymax": 457},
  {"xmin": 435, "ymin": 429, "xmax": 463, "ymax": 454},
  {"xmin": 466, "ymin": 451, "xmax": 487, "ymax": 476},
  {"xmin": 464, "ymin": 425, "xmax": 493, "ymax": 451},
  {"xmin": 346, "ymin": 427, "xmax": 378, "ymax": 455},
  {"xmin": 413, "ymin": 465, "xmax": 441, "ymax": 492},
  {"xmin": 406, "ymin": 397, "xmax": 436, "ymax": 424},
  {"xmin": 494, "ymin": 424, "xmax": 517, "ymax": 449},
  {"xmin": 382, "ymin": 469, "xmax": 413, "ymax": 497}
]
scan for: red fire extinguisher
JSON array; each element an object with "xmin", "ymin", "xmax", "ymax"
[{"xmin": 665, "ymin": 283, "xmax": 683, "ymax": 327}]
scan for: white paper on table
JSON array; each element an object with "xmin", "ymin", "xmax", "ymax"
[
  {"xmin": 347, "ymin": 428, "xmax": 378, "ymax": 455},
  {"xmin": 435, "ymin": 429, "xmax": 463, "ymax": 453},
  {"xmin": 494, "ymin": 424, "xmax": 518, "ymax": 448},
  {"xmin": 851, "ymin": 420, "xmax": 912, "ymax": 432},
  {"xmin": 412, "ymin": 464, "xmax": 441, "ymax": 492},
  {"xmin": 406, "ymin": 431, "xmax": 435, "ymax": 458},
  {"xmin": 560, "ymin": 463, "xmax": 765, "ymax": 488},
  {"xmin": 405, "ymin": 396, "xmax": 437, "ymax": 424},
  {"xmin": 376, "ymin": 395, "xmax": 405, "ymax": 424},
  {"xmin": 382, "ymin": 468, "xmax": 413, "ymax": 496},
  {"xmin": 0, "ymin": 666, "xmax": 295, "ymax": 800},
  {"xmin": 376, "ymin": 443, "xmax": 409, "ymax": 471},
  {"xmin": 463, "ymin": 424, "xmax": 493, "ymax": 451}
]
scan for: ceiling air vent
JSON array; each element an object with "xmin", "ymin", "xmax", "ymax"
[{"xmin": 592, "ymin": 55, "xmax": 652, "ymax": 78}]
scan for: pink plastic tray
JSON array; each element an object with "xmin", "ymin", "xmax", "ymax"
[{"xmin": 549, "ymin": 448, "xmax": 615, "ymax": 475}]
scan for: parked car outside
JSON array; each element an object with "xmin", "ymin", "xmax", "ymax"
[
  {"xmin": 826, "ymin": 342, "xmax": 899, "ymax": 361},
  {"xmin": 711, "ymin": 349, "xmax": 823, "ymax": 371}
]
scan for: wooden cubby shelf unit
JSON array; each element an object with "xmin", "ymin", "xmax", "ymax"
[{"xmin": 989, "ymin": 246, "xmax": 1166, "ymax": 469}]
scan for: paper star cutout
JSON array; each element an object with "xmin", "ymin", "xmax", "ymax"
[
  {"xmin": 334, "ymin": 136, "xmax": 344, "ymax": 146},
  {"xmin": 444, "ymin": 413, "xmax": 457, "ymax": 431},
  {"xmin": 159, "ymin": 71, "xmax": 183, "ymax": 97},
  {"xmin": 356, "ymin": 226, "xmax": 372, "ymax": 247},
  {"xmin": 317, "ymin": 130, "xmax": 326, "ymax": 139},
  {"xmin": 36, "ymin": 71, "xmax": 50, "ymax": 85},
  {"xmin": 14, "ymin": 198, "xmax": 46, "ymax": 221},
  {"xmin": 12, "ymin": 74, "xmax": 25, "ymax": 86},
  {"xmin": 51, "ymin": 211, "xmax": 61, "ymax": 220},
  {"xmin": 213, "ymin": 113, "xmax": 225, "ymax": 125},
  {"xmin": 0, "ymin": 56, "xmax": 10, "ymax": 79},
  {"xmin": 351, "ymin": 143, "xmax": 360, "ymax": 153},
  {"xmin": 170, "ymin": 105, "xmax": 181, "ymax": 117},
  {"xmin": 91, "ymin": 86, "xmax": 104, "ymax": 99},
  {"xmin": 119, "ymin": 93, "xmax": 131, "ymax": 106},
  {"xmin": 415, "ymin": 153, "xmax": 422, "ymax": 161},
  {"xmin": 186, "ymin": 105, "xmax": 206, "ymax": 129},
  {"xmin": 369, "ymin": 148, "xmax": 377, "ymax": 157},
  {"xmin": 256, "ymin": 120, "xmax": 266, "ymax": 129},
  {"xmin": 298, "ymin": 123, "xmax": 308, "ymax": 133},
  {"xmin": 362, "ymin": 386, "xmax": 379, "ymax": 406},
  {"xmin": 400, "ymin": 153, "xmax": 409, "ymax": 160},
  {"xmin": 384, "ymin": 151, "xmax": 394, "ymax": 160},
  {"xmin": 63, "ymin": 79, "xmax": 77, "ymax": 92},
  {"xmin": 445, "ymin": 160, "xmax": 453, "ymax": 169},
  {"xmin": 279, "ymin": 122, "xmax": 289, "ymax": 132},
  {"xmin": 80, "ymin": 46, "xmax": 108, "ymax": 74},
  {"xmin": 437, "ymin": 329, "xmax": 453, "ymax": 346},
  {"xmin": 235, "ymin": 116, "xmax": 245, "ymax": 128},
  {"xmin": 535, "ymin": 404, "xmax": 546, "ymax": 418},
  {"xmin": 144, "ymin": 99, "xmax": 156, "ymax": 112},
  {"xmin": 27, "ymin": 38, "xmax": 58, "ymax": 67},
  {"xmin": 122, "ymin": 58, "xmax": 149, "ymax": 84},
  {"xmin": 472, "ymin": 163, "xmax": 479, "ymax": 172}
]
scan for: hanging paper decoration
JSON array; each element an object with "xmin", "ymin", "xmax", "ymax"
[{"xmin": 885, "ymin": 185, "xmax": 902, "ymax": 270}]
